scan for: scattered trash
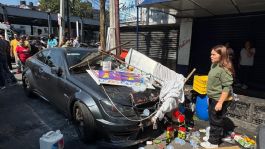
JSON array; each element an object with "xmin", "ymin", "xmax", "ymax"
[
  {"xmin": 199, "ymin": 128, "xmax": 206, "ymax": 133},
  {"xmin": 175, "ymin": 138, "xmax": 185, "ymax": 145},
  {"xmin": 190, "ymin": 139, "xmax": 199, "ymax": 149},
  {"xmin": 234, "ymin": 135, "xmax": 256, "ymax": 148},
  {"xmin": 166, "ymin": 144, "xmax": 174, "ymax": 149},
  {"xmin": 146, "ymin": 141, "xmax": 153, "ymax": 145},
  {"xmin": 153, "ymin": 139, "xmax": 162, "ymax": 144},
  {"xmin": 177, "ymin": 127, "xmax": 186, "ymax": 140},
  {"xmin": 102, "ymin": 61, "xmax": 112, "ymax": 71},
  {"xmin": 39, "ymin": 130, "xmax": 64, "ymax": 149},
  {"xmin": 166, "ymin": 126, "xmax": 174, "ymax": 143}
]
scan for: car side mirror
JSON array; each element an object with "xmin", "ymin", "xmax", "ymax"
[{"xmin": 51, "ymin": 66, "xmax": 63, "ymax": 77}]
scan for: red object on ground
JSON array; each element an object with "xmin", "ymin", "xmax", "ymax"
[
  {"xmin": 16, "ymin": 46, "xmax": 31, "ymax": 63},
  {"xmin": 179, "ymin": 126, "xmax": 186, "ymax": 132},
  {"xmin": 167, "ymin": 126, "xmax": 174, "ymax": 131},
  {"xmin": 178, "ymin": 114, "xmax": 185, "ymax": 123},
  {"xmin": 173, "ymin": 110, "xmax": 181, "ymax": 118},
  {"xmin": 120, "ymin": 50, "xmax": 128, "ymax": 60}
]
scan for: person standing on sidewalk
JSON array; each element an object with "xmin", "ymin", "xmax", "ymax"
[
  {"xmin": 0, "ymin": 35, "xmax": 12, "ymax": 70},
  {"xmin": 238, "ymin": 40, "xmax": 255, "ymax": 89},
  {"xmin": 47, "ymin": 34, "xmax": 58, "ymax": 48},
  {"xmin": 0, "ymin": 36, "xmax": 17, "ymax": 89},
  {"xmin": 10, "ymin": 34, "xmax": 21, "ymax": 73},
  {"xmin": 200, "ymin": 45, "xmax": 234, "ymax": 149}
]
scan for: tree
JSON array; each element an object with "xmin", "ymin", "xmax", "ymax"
[
  {"xmin": 38, "ymin": 0, "xmax": 92, "ymax": 18},
  {"xmin": 100, "ymin": 0, "xmax": 106, "ymax": 50}
]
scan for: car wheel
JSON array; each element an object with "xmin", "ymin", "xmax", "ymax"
[
  {"xmin": 23, "ymin": 76, "xmax": 34, "ymax": 97},
  {"xmin": 73, "ymin": 101, "xmax": 96, "ymax": 142}
]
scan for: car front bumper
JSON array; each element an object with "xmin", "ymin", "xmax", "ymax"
[{"xmin": 95, "ymin": 118, "xmax": 164, "ymax": 148}]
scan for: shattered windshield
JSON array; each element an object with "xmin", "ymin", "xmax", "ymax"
[{"xmin": 66, "ymin": 49, "xmax": 97, "ymax": 68}]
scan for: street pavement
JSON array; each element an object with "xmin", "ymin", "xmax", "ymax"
[{"xmin": 0, "ymin": 71, "xmax": 101, "ymax": 149}]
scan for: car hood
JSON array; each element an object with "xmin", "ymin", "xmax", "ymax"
[{"xmin": 70, "ymin": 73, "xmax": 160, "ymax": 107}]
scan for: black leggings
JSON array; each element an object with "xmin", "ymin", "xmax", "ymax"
[{"xmin": 208, "ymin": 99, "xmax": 231, "ymax": 144}]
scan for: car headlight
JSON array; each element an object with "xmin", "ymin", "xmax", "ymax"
[{"xmin": 99, "ymin": 100, "xmax": 136, "ymax": 117}]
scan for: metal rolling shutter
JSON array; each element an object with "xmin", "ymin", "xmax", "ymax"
[
  {"xmin": 120, "ymin": 25, "xmax": 179, "ymax": 70},
  {"xmin": 190, "ymin": 14, "xmax": 265, "ymax": 90}
]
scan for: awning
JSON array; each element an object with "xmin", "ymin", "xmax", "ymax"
[{"xmin": 138, "ymin": 0, "xmax": 265, "ymax": 18}]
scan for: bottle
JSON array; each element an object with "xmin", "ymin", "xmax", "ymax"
[
  {"xmin": 178, "ymin": 127, "xmax": 186, "ymax": 140},
  {"xmin": 166, "ymin": 126, "xmax": 174, "ymax": 143}
]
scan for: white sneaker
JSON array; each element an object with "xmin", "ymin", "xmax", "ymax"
[
  {"xmin": 200, "ymin": 141, "xmax": 218, "ymax": 148},
  {"xmin": 203, "ymin": 136, "xmax": 209, "ymax": 141}
]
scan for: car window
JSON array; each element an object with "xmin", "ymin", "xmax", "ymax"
[
  {"xmin": 66, "ymin": 50, "xmax": 91, "ymax": 67},
  {"xmin": 36, "ymin": 50, "xmax": 50, "ymax": 63},
  {"xmin": 46, "ymin": 50, "xmax": 62, "ymax": 67}
]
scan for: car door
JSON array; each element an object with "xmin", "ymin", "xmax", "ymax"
[
  {"xmin": 31, "ymin": 50, "xmax": 51, "ymax": 95},
  {"xmin": 40, "ymin": 49, "xmax": 70, "ymax": 112}
]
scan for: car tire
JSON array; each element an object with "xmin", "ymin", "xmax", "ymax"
[
  {"xmin": 73, "ymin": 101, "xmax": 96, "ymax": 142},
  {"xmin": 23, "ymin": 76, "xmax": 34, "ymax": 98}
]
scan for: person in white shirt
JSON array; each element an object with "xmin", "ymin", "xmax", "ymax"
[
  {"xmin": 73, "ymin": 36, "xmax": 80, "ymax": 47},
  {"xmin": 238, "ymin": 40, "xmax": 255, "ymax": 89}
]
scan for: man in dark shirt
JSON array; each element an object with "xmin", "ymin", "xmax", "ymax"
[{"xmin": 0, "ymin": 35, "xmax": 16, "ymax": 89}]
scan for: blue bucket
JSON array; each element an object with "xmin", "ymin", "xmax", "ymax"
[{"xmin": 195, "ymin": 95, "xmax": 209, "ymax": 121}]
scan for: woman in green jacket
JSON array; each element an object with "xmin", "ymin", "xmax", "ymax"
[{"xmin": 201, "ymin": 45, "xmax": 234, "ymax": 148}]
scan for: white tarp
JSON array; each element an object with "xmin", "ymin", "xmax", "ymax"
[{"xmin": 125, "ymin": 48, "xmax": 158, "ymax": 75}]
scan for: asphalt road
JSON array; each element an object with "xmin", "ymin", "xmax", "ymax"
[{"xmin": 0, "ymin": 80, "xmax": 100, "ymax": 149}]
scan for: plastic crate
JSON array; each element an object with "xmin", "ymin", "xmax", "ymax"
[{"xmin": 193, "ymin": 75, "xmax": 208, "ymax": 94}]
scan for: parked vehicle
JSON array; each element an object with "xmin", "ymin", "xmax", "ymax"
[{"xmin": 22, "ymin": 47, "xmax": 161, "ymax": 147}]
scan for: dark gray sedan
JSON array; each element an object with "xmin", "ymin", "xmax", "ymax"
[{"xmin": 22, "ymin": 47, "xmax": 161, "ymax": 147}]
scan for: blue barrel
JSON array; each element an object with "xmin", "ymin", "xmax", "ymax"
[{"xmin": 195, "ymin": 95, "xmax": 209, "ymax": 121}]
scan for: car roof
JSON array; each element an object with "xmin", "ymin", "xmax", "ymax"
[{"xmin": 65, "ymin": 47, "xmax": 98, "ymax": 52}]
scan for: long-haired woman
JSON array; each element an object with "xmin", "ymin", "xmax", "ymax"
[{"xmin": 200, "ymin": 45, "xmax": 234, "ymax": 148}]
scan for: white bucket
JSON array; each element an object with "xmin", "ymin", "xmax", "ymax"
[
  {"xmin": 40, "ymin": 130, "xmax": 64, "ymax": 149},
  {"xmin": 102, "ymin": 61, "xmax": 112, "ymax": 71}
]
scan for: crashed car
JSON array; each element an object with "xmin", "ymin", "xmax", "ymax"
[{"xmin": 22, "ymin": 47, "xmax": 162, "ymax": 147}]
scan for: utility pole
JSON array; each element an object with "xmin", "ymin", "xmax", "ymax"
[
  {"xmin": 47, "ymin": 9, "xmax": 52, "ymax": 36},
  {"xmin": 109, "ymin": 0, "xmax": 116, "ymax": 51},
  {"xmin": 114, "ymin": 0, "xmax": 120, "ymax": 55},
  {"xmin": 59, "ymin": 0, "xmax": 65, "ymax": 44},
  {"xmin": 66, "ymin": 0, "xmax": 71, "ymax": 39},
  {"xmin": 100, "ymin": 0, "xmax": 106, "ymax": 50}
]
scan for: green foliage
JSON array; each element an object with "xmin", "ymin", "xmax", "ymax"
[{"xmin": 38, "ymin": 0, "xmax": 93, "ymax": 18}]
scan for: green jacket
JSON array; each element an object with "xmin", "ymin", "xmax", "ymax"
[{"xmin": 207, "ymin": 64, "xmax": 233, "ymax": 101}]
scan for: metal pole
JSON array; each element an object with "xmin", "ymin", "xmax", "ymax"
[
  {"xmin": 47, "ymin": 12, "xmax": 52, "ymax": 36},
  {"xmin": 80, "ymin": 18, "xmax": 83, "ymax": 42},
  {"xmin": 114, "ymin": 0, "xmax": 120, "ymax": 55},
  {"xmin": 59, "ymin": 0, "xmax": 65, "ymax": 43},
  {"xmin": 66, "ymin": 0, "xmax": 71, "ymax": 39},
  {"xmin": 76, "ymin": 21, "xmax": 79, "ymax": 37},
  {"xmin": 136, "ymin": 6, "xmax": 139, "ymax": 51}
]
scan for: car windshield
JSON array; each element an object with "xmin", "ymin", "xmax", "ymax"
[{"xmin": 66, "ymin": 49, "xmax": 96, "ymax": 68}]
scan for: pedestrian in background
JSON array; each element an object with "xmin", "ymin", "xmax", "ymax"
[
  {"xmin": 0, "ymin": 36, "xmax": 17, "ymax": 89},
  {"xmin": 200, "ymin": 45, "xmax": 234, "ymax": 149},
  {"xmin": 16, "ymin": 36, "xmax": 31, "ymax": 66},
  {"xmin": 10, "ymin": 34, "xmax": 21, "ymax": 73},
  {"xmin": 47, "ymin": 34, "xmax": 58, "ymax": 48},
  {"xmin": 238, "ymin": 40, "xmax": 255, "ymax": 89},
  {"xmin": 73, "ymin": 36, "xmax": 80, "ymax": 47},
  {"xmin": 0, "ymin": 34, "xmax": 12, "ymax": 70}
]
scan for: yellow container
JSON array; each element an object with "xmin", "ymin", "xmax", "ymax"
[{"xmin": 193, "ymin": 75, "xmax": 208, "ymax": 94}]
